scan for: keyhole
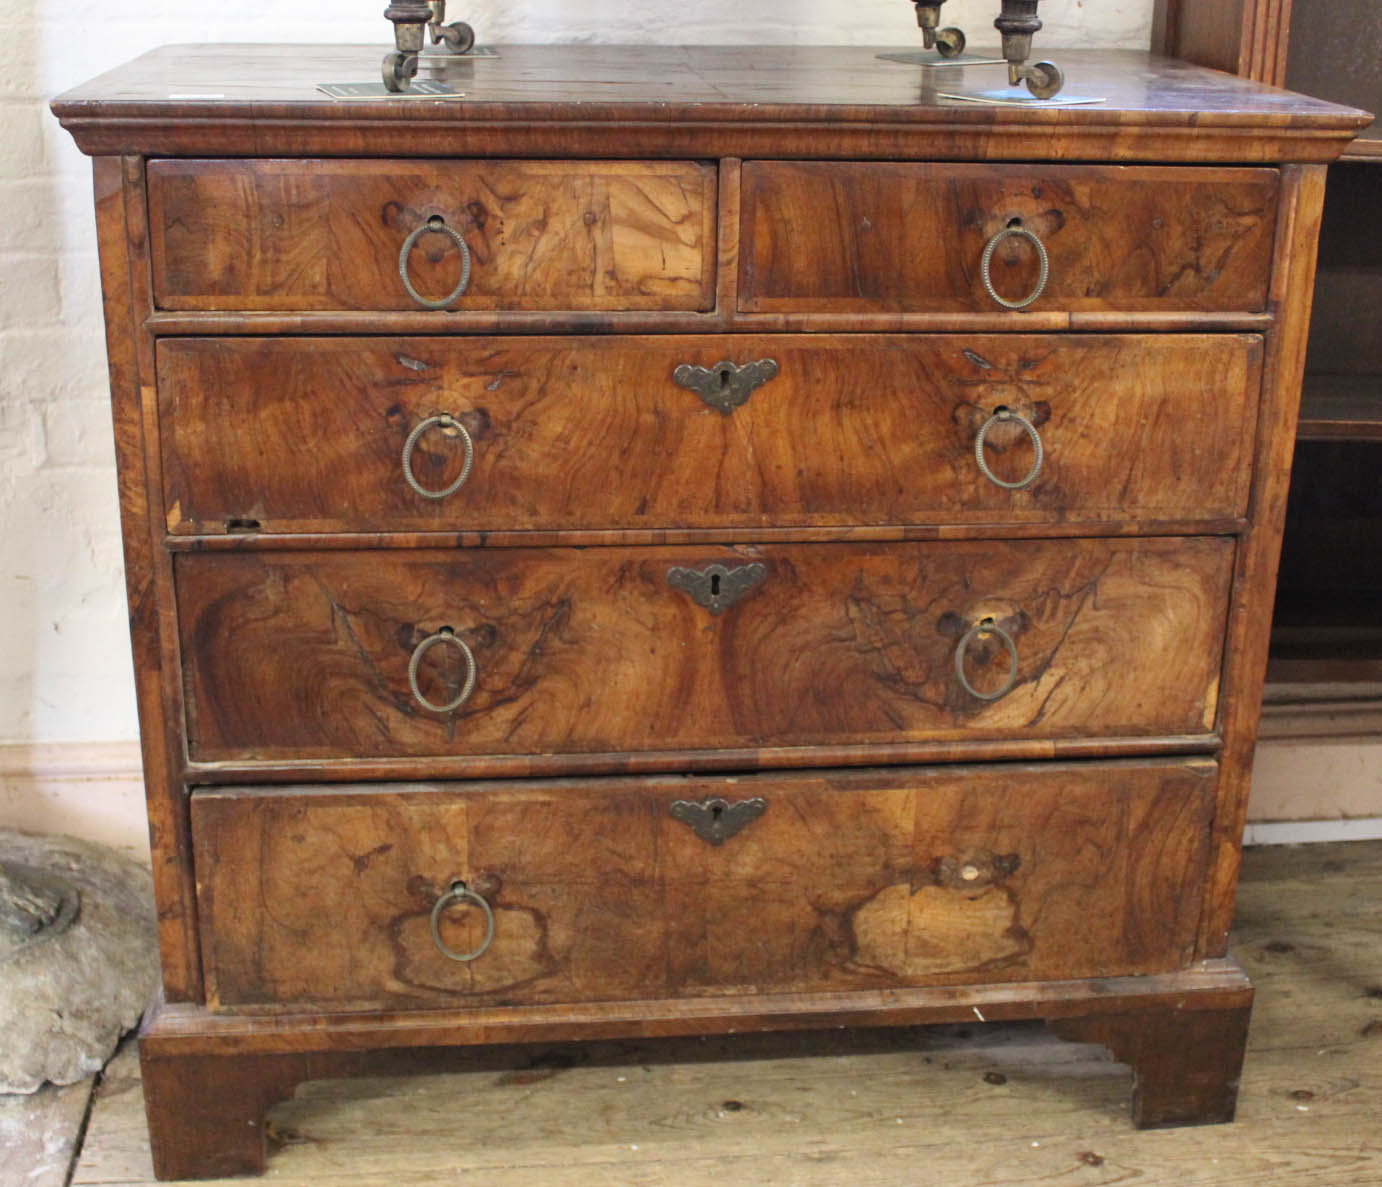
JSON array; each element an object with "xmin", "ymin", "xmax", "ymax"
[
  {"xmin": 711, "ymin": 804, "xmax": 725, "ymax": 820},
  {"xmin": 718, "ymin": 367, "xmax": 732, "ymax": 389},
  {"xmin": 711, "ymin": 573, "xmax": 722, "ymax": 597}
]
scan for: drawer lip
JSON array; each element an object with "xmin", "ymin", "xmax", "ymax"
[
  {"xmin": 190, "ymin": 756, "xmax": 1219, "ymax": 1014},
  {"xmin": 174, "ymin": 537, "xmax": 1234, "ymax": 768},
  {"xmin": 155, "ymin": 332, "xmax": 1265, "ymax": 538},
  {"xmin": 739, "ymin": 161, "xmax": 1280, "ymax": 315},
  {"xmin": 183, "ymin": 732, "xmax": 1225, "ymax": 785},
  {"xmin": 142, "ymin": 310, "xmax": 1279, "ymax": 335},
  {"xmin": 189, "ymin": 754, "xmax": 1221, "ymax": 802},
  {"xmin": 146, "ymin": 158, "xmax": 718, "ymax": 315},
  {"xmin": 163, "ymin": 520, "xmax": 1252, "ymax": 553}
]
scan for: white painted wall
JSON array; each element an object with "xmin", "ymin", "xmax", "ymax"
[{"xmin": 1, "ymin": 0, "xmax": 1154, "ymax": 748}]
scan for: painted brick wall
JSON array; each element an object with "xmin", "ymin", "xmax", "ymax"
[{"xmin": 2, "ymin": 0, "xmax": 1152, "ymax": 745}]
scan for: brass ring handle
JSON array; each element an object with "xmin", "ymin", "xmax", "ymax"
[
  {"xmin": 402, "ymin": 414, "xmax": 475, "ymax": 499},
  {"xmin": 954, "ymin": 619, "xmax": 1020, "ymax": 701},
  {"xmin": 408, "ymin": 628, "xmax": 477, "ymax": 713},
  {"xmin": 399, "ymin": 215, "xmax": 472, "ymax": 310},
  {"xmin": 974, "ymin": 408, "xmax": 1044, "ymax": 490},
  {"xmin": 429, "ymin": 880, "xmax": 495, "ymax": 962},
  {"xmin": 980, "ymin": 225, "xmax": 1049, "ymax": 310}
]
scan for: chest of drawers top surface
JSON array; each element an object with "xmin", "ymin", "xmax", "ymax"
[{"xmin": 53, "ymin": 44, "xmax": 1369, "ymax": 161}]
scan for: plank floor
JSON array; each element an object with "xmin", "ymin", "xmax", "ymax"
[{"xmin": 58, "ymin": 841, "xmax": 1382, "ymax": 1184}]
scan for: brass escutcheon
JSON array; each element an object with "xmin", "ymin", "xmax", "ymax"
[
  {"xmin": 669, "ymin": 797, "xmax": 768, "ymax": 845},
  {"xmin": 667, "ymin": 563, "xmax": 767, "ymax": 614},
  {"xmin": 672, "ymin": 359, "xmax": 779, "ymax": 414}
]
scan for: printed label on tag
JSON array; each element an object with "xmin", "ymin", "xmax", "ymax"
[
  {"xmin": 318, "ymin": 80, "xmax": 466, "ymax": 99},
  {"xmin": 938, "ymin": 89, "xmax": 1106, "ymax": 107}
]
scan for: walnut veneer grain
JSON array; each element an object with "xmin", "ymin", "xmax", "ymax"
[
  {"xmin": 157, "ymin": 334, "xmax": 1263, "ymax": 536},
  {"xmin": 175, "ymin": 538, "xmax": 1233, "ymax": 765},
  {"xmin": 740, "ymin": 163, "xmax": 1280, "ymax": 314},
  {"xmin": 190, "ymin": 760, "xmax": 1216, "ymax": 1011},
  {"xmin": 147, "ymin": 160, "xmax": 717, "ymax": 313}
]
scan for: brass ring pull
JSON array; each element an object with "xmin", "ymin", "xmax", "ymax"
[
  {"xmin": 408, "ymin": 627, "xmax": 477, "ymax": 713},
  {"xmin": 980, "ymin": 225, "xmax": 1049, "ymax": 310},
  {"xmin": 974, "ymin": 408, "xmax": 1044, "ymax": 490},
  {"xmin": 402, "ymin": 414, "xmax": 475, "ymax": 499},
  {"xmin": 429, "ymin": 880, "xmax": 495, "ymax": 962},
  {"xmin": 399, "ymin": 215, "xmax": 472, "ymax": 310},
  {"xmin": 954, "ymin": 619, "xmax": 1020, "ymax": 701}
]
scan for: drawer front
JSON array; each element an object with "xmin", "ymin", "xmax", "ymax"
[
  {"xmin": 191, "ymin": 760, "xmax": 1217, "ymax": 1011},
  {"xmin": 147, "ymin": 159, "xmax": 717, "ymax": 312},
  {"xmin": 177, "ymin": 538, "xmax": 1231, "ymax": 764},
  {"xmin": 740, "ymin": 163, "xmax": 1279, "ymax": 313},
  {"xmin": 158, "ymin": 334, "xmax": 1262, "ymax": 535}
]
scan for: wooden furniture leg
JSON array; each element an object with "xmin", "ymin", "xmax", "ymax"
[
  {"xmin": 139, "ymin": 1048, "xmax": 311, "ymax": 1180},
  {"xmin": 1050, "ymin": 999, "xmax": 1253, "ymax": 1128}
]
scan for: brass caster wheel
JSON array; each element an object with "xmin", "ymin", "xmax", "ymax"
[
  {"xmin": 935, "ymin": 27, "xmax": 966, "ymax": 58},
  {"xmin": 438, "ymin": 21, "xmax": 475, "ymax": 53},
  {"xmin": 1025, "ymin": 60, "xmax": 1064, "ymax": 99},
  {"xmin": 382, "ymin": 49, "xmax": 420, "ymax": 92}
]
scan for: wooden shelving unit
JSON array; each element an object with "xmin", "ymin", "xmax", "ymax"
[
  {"xmin": 1297, "ymin": 374, "xmax": 1382, "ymax": 442},
  {"xmin": 1157, "ymin": 0, "xmax": 1380, "ymax": 696}
]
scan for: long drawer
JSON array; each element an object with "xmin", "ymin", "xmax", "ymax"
[
  {"xmin": 191, "ymin": 759, "xmax": 1217, "ymax": 1012},
  {"xmin": 739, "ymin": 162, "xmax": 1279, "ymax": 313},
  {"xmin": 157, "ymin": 334, "xmax": 1263, "ymax": 535},
  {"xmin": 146, "ymin": 159, "xmax": 717, "ymax": 312},
  {"xmin": 176, "ymin": 538, "xmax": 1232, "ymax": 764}
]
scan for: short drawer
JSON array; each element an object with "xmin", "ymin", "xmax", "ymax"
[
  {"xmin": 191, "ymin": 758, "xmax": 1217, "ymax": 1011},
  {"xmin": 146, "ymin": 159, "xmax": 717, "ymax": 312},
  {"xmin": 739, "ymin": 162, "xmax": 1278, "ymax": 314},
  {"xmin": 176, "ymin": 537, "xmax": 1232, "ymax": 765},
  {"xmin": 157, "ymin": 333, "xmax": 1262, "ymax": 536}
]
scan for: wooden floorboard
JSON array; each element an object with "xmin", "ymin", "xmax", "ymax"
[
  {"xmin": 70, "ymin": 841, "xmax": 1382, "ymax": 1186},
  {"xmin": 0, "ymin": 1075, "xmax": 96, "ymax": 1187}
]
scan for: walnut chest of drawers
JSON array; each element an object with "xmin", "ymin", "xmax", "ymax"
[{"xmin": 52, "ymin": 44, "xmax": 1370, "ymax": 1180}]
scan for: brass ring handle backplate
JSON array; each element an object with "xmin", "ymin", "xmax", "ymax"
[
  {"xmin": 980, "ymin": 225, "xmax": 1050, "ymax": 310},
  {"xmin": 974, "ymin": 407, "xmax": 1044, "ymax": 490},
  {"xmin": 954, "ymin": 619, "xmax": 1020, "ymax": 701},
  {"xmin": 408, "ymin": 627, "xmax": 477, "ymax": 713},
  {"xmin": 399, "ymin": 215, "xmax": 472, "ymax": 310},
  {"xmin": 402, "ymin": 414, "xmax": 475, "ymax": 499},
  {"xmin": 429, "ymin": 880, "xmax": 495, "ymax": 962}
]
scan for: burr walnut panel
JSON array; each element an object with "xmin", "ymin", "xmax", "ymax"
[
  {"xmin": 146, "ymin": 159, "xmax": 717, "ymax": 312},
  {"xmin": 190, "ymin": 758, "xmax": 1217, "ymax": 1012},
  {"xmin": 740, "ymin": 162, "xmax": 1280, "ymax": 314},
  {"xmin": 175, "ymin": 538, "xmax": 1232, "ymax": 766},
  {"xmin": 157, "ymin": 333, "xmax": 1263, "ymax": 536}
]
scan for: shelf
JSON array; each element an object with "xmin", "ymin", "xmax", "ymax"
[
  {"xmin": 1297, "ymin": 374, "xmax": 1382, "ymax": 440},
  {"xmin": 1341, "ymin": 134, "xmax": 1382, "ymax": 163},
  {"xmin": 1267, "ymin": 624, "xmax": 1382, "ymax": 685},
  {"xmin": 1259, "ymin": 678, "xmax": 1382, "ymax": 738}
]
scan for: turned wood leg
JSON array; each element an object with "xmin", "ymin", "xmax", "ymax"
[
  {"xmin": 1050, "ymin": 1000, "xmax": 1252, "ymax": 1128},
  {"xmin": 139, "ymin": 1047, "xmax": 310, "ymax": 1180}
]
